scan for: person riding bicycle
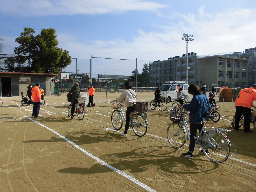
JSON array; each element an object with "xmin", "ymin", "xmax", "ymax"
[
  {"xmin": 182, "ymin": 84, "xmax": 212, "ymax": 158},
  {"xmin": 234, "ymin": 84, "xmax": 256, "ymax": 133},
  {"xmin": 68, "ymin": 82, "xmax": 80, "ymax": 119},
  {"xmin": 209, "ymin": 92, "xmax": 216, "ymax": 107},
  {"xmin": 154, "ymin": 87, "xmax": 161, "ymax": 107},
  {"xmin": 117, "ymin": 82, "xmax": 136, "ymax": 136}
]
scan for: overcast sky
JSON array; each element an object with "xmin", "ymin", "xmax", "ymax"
[{"xmin": 1, "ymin": 0, "xmax": 256, "ymax": 77}]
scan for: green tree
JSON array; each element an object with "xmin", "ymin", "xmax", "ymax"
[{"xmin": 6, "ymin": 27, "xmax": 71, "ymax": 73}]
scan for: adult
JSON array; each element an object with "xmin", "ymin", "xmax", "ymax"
[
  {"xmin": 201, "ymin": 84, "xmax": 206, "ymax": 96},
  {"xmin": 87, "ymin": 84, "xmax": 95, "ymax": 107},
  {"xmin": 182, "ymin": 84, "xmax": 211, "ymax": 158},
  {"xmin": 234, "ymin": 84, "xmax": 256, "ymax": 133},
  {"xmin": 154, "ymin": 87, "xmax": 161, "ymax": 106},
  {"xmin": 68, "ymin": 82, "xmax": 80, "ymax": 119},
  {"xmin": 27, "ymin": 84, "xmax": 32, "ymax": 101},
  {"xmin": 31, "ymin": 82, "xmax": 42, "ymax": 118},
  {"xmin": 117, "ymin": 82, "xmax": 136, "ymax": 136}
]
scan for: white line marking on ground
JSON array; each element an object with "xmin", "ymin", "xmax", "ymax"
[{"xmin": 28, "ymin": 117, "xmax": 156, "ymax": 192}]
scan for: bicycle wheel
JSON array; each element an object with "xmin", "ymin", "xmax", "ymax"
[
  {"xmin": 203, "ymin": 130, "xmax": 230, "ymax": 163},
  {"xmin": 158, "ymin": 102, "xmax": 168, "ymax": 111},
  {"xmin": 210, "ymin": 110, "xmax": 220, "ymax": 123},
  {"xmin": 77, "ymin": 104, "xmax": 85, "ymax": 120},
  {"xmin": 68, "ymin": 105, "xmax": 71, "ymax": 117},
  {"xmin": 150, "ymin": 100, "xmax": 156, "ymax": 110},
  {"xmin": 231, "ymin": 115, "xmax": 243, "ymax": 128},
  {"xmin": 252, "ymin": 117, "xmax": 256, "ymax": 129},
  {"xmin": 132, "ymin": 113, "xmax": 148, "ymax": 137},
  {"xmin": 167, "ymin": 121, "xmax": 186, "ymax": 149},
  {"xmin": 111, "ymin": 110, "xmax": 123, "ymax": 130}
]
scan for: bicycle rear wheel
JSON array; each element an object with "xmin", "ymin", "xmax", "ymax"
[
  {"xmin": 210, "ymin": 110, "xmax": 220, "ymax": 123},
  {"xmin": 167, "ymin": 121, "xmax": 186, "ymax": 149},
  {"xmin": 77, "ymin": 104, "xmax": 85, "ymax": 120},
  {"xmin": 132, "ymin": 113, "xmax": 148, "ymax": 137},
  {"xmin": 111, "ymin": 110, "xmax": 123, "ymax": 130},
  {"xmin": 203, "ymin": 130, "xmax": 230, "ymax": 163},
  {"xmin": 149, "ymin": 100, "xmax": 156, "ymax": 110}
]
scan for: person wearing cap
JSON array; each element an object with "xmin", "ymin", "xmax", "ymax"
[
  {"xmin": 68, "ymin": 82, "xmax": 80, "ymax": 119},
  {"xmin": 201, "ymin": 84, "xmax": 207, "ymax": 96},
  {"xmin": 234, "ymin": 84, "xmax": 256, "ymax": 133},
  {"xmin": 31, "ymin": 82, "xmax": 42, "ymax": 117},
  {"xmin": 87, "ymin": 84, "xmax": 95, "ymax": 107}
]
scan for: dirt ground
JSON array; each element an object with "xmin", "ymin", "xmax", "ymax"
[{"xmin": 0, "ymin": 91, "xmax": 256, "ymax": 192}]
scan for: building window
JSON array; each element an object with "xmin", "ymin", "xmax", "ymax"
[
  {"xmin": 218, "ymin": 81, "xmax": 224, "ymax": 87},
  {"xmin": 227, "ymin": 71, "xmax": 232, "ymax": 78},
  {"xmin": 227, "ymin": 60, "xmax": 232, "ymax": 67},
  {"xmin": 219, "ymin": 60, "xmax": 224, "ymax": 67},
  {"xmin": 242, "ymin": 62, "xmax": 247, "ymax": 69},
  {"xmin": 235, "ymin": 61, "xmax": 240, "ymax": 69},
  {"xmin": 242, "ymin": 72, "xmax": 247, "ymax": 78},
  {"xmin": 218, "ymin": 70, "xmax": 224, "ymax": 77}
]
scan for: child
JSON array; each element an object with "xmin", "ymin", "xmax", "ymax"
[{"xmin": 209, "ymin": 92, "xmax": 216, "ymax": 107}]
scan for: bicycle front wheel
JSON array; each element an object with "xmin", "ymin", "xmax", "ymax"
[
  {"xmin": 132, "ymin": 114, "xmax": 148, "ymax": 137},
  {"xmin": 77, "ymin": 104, "xmax": 85, "ymax": 120},
  {"xmin": 167, "ymin": 121, "xmax": 186, "ymax": 149},
  {"xmin": 111, "ymin": 110, "xmax": 123, "ymax": 130},
  {"xmin": 210, "ymin": 110, "xmax": 220, "ymax": 123},
  {"xmin": 203, "ymin": 130, "xmax": 231, "ymax": 163}
]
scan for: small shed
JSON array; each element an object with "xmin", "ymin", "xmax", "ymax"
[{"xmin": 0, "ymin": 72, "xmax": 58, "ymax": 97}]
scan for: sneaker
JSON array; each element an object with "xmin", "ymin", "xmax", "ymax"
[
  {"xmin": 182, "ymin": 152, "xmax": 194, "ymax": 158},
  {"xmin": 121, "ymin": 132, "xmax": 127, "ymax": 136}
]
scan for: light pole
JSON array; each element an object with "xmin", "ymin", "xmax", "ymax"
[
  {"xmin": 72, "ymin": 58, "xmax": 77, "ymax": 82},
  {"xmin": 182, "ymin": 33, "xmax": 194, "ymax": 84}
]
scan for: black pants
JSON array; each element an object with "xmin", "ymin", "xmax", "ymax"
[
  {"xmin": 32, "ymin": 102, "xmax": 40, "ymax": 117},
  {"xmin": 89, "ymin": 95, "xmax": 94, "ymax": 106},
  {"xmin": 235, "ymin": 106, "xmax": 251, "ymax": 132},
  {"xmin": 124, "ymin": 106, "xmax": 134, "ymax": 134},
  {"xmin": 71, "ymin": 101, "xmax": 78, "ymax": 116},
  {"xmin": 189, "ymin": 123, "xmax": 203, "ymax": 152}
]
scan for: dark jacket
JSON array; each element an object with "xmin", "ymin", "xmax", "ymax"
[
  {"xmin": 183, "ymin": 94, "xmax": 211, "ymax": 124},
  {"xmin": 69, "ymin": 84, "xmax": 80, "ymax": 103}
]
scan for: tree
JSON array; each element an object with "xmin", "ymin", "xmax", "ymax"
[
  {"xmin": 5, "ymin": 27, "xmax": 71, "ymax": 73},
  {"xmin": 128, "ymin": 64, "xmax": 149, "ymax": 86}
]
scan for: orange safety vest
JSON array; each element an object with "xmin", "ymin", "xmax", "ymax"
[
  {"xmin": 235, "ymin": 87, "xmax": 256, "ymax": 108},
  {"xmin": 31, "ymin": 86, "xmax": 41, "ymax": 102},
  {"xmin": 87, "ymin": 87, "xmax": 95, "ymax": 96}
]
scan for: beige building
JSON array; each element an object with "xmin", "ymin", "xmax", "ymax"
[{"xmin": 197, "ymin": 56, "xmax": 249, "ymax": 90}]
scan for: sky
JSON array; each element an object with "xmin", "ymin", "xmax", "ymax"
[{"xmin": 1, "ymin": 0, "xmax": 256, "ymax": 77}]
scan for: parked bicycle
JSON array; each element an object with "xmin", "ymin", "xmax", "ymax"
[
  {"xmin": 167, "ymin": 108, "xmax": 231, "ymax": 163},
  {"xmin": 111, "ymin": 101, "xmax": 148, "ymax": 137}
]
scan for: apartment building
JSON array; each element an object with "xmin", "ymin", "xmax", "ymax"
[{"xmin": 149, "ymin": 53, "xmax": 250, "ymax": 89}]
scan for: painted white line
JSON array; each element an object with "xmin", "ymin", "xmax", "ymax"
[{"xmin": 28, "ymin": 117, "xmax": 156, "ymax": 192}]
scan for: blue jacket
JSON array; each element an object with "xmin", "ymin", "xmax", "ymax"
[{"xmin": 183, "ymin": 94, "xmax": 211, "ymax": 124}]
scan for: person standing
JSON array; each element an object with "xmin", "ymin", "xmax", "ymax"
[
  {"xmin": 182, "ymin": 84, "xmax": 211, "ymax": 158},
  {"xmin": 68, "ymin": 82, "xmax": 80, "ymax": 119},
  {"xmin": 27, "ymin": 84, "xmax": 32, "ymax": 102},
  {"xmin": 40, "ymin": 87, "xmax": 45, "ymax": 105},
  {"xmin": 87, "ymin": 84, "xmax": 95, "ymax": 107},
  {"xmin": 234, "ymin": 84, "xmax": 256, "ymax": 133},
  {"xmin": 154, "ymin": 87, "xmax": 161, "ymax": 106},
  {"xmin": 117, "ymin": 82, "xmax": 136, "ymax": 136},
  {"xmin": 31, "ymin": 82, "xmax": 42, "ymax": 118},
  {"xmin": 201, "ymin": 84, "xmax": 207, "ymax": 96}
]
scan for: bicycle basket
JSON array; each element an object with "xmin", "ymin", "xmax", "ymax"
[
  {"xmin": 133, "ymin": 102, "xmax": 148, "ymax": 113},
  {"xmin": 170, "ymin": 108, "xmax": 184, "ymax": 121}
]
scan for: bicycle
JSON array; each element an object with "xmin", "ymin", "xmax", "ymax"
[
  {"xmin": 149, "ymin": 97, "xmax": 168, "ymax": 111},
  {"xmin": 68, "ymin": 103, "xmax": 85, "ymax": 120},
  {"xmin": 111, "ymin": 101, "xmax": 148, "ymax": 137},
  {"xmin": 208, "ymin": 106, "xmax": 221, "ymax": 123},
  {"xmin": 167, "ymin": 108, "xmax": 231, "ymax": 163}
]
